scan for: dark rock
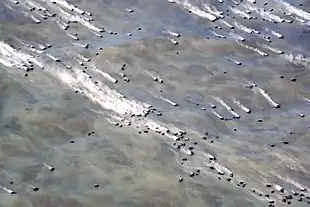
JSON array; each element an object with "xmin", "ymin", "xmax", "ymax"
[{"xmin": 32, "ymin": 187, "xmax": 39, "ymax": 192}]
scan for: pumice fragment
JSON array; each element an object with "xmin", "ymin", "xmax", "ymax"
[{"xmin": 44, "ymin": 163, "xmax": 55, "ymax": 171}]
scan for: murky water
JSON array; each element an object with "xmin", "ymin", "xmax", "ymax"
[{"xmin": 0, "ymin": 0, "xmax": 310, "ymax": 206}]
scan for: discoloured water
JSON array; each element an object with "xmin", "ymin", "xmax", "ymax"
[{"xmin": 0, "ymin": 0, "xmax": 310, "ymax": 206}]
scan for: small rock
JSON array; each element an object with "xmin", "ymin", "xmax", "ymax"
[{"xmin": 32, "ymin": 187, "xmax": 39, "ymax": 192}]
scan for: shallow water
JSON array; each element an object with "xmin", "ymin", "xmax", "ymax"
[{"xmin": 0, "ymin": 0, "xmax": 310, "ymax": 206}]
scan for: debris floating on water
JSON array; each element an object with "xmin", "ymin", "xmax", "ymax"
[
  {"xmin": 212, "ymin": 110, "xmax": 224, "ymax": 120},
  {"xmin": 274, "ymin": 184, "xmax": 285, "ymax": 193},
  {"xmin": 214, "ymin": 97, "xmax": 240, "ymax": 119},
  {"xmin": 161, "ymin": 97, "xmax": 178, "ymax": 106},
  {"xmin": 47, "ymin": 54, "xmax": 60, "ymax": 62},
  {"xmin": 44, "ymin": 163, "xmax": 55, "ymax": 171},
  {"xmin": 169, "ymin": 39, "xmax": 178, "ymax": 45},
  {"xmin": 31, "ymin": 15, "xmax": 41, "ymax": 24},
  {"xmin": 228, "ymin": 57, "xmax": 242, "ymax": 65},
  {"xmin": 1, "ymin": 186, "xmax": 16, "ymax": 194},
  {"xmin": 255, "ymin": 87, "xmax": 280, "ymax": 108},
  {"xmin": 167, "ymin": 30, "xmax": 181, "ymax": 37},
  {"xmin": 233, "ymin": 98, "xmax": 251, "ymax": 113}
]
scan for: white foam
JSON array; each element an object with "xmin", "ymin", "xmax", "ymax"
[
  {"xmin": 214, "ymin": 97, "xmax": 240, "ymax": 118},
  {"xmin": 275, "ymin": 0, "xmax": 310, "ymax": 21},
  {"xmin": 92, "ymin": 67, "xmax": 118, "ymax": 84},
  {"xmin": 228, "ymin": 57, "xmax": 242, "ymax": 65},
  {"xmin": 46, "ymin": 53, "xmax": 60, "ymax": 62},
  {"xmin": 210, "ymin": 31, "xmax": 226, "ymax": 39},
  {"xmin": 258, "ymin": 34, "xmax": 271, "ymax": 42},
  {"xmin": 234, "ymin": 22, "xmax": 253, "ymax": 34},
  {"xmin": 211, "ymin": 110, "xmax": 224, "ymax": 120},
  {"xmin": 242, "ymin": 4, "xmax": 284, "ymax": 22},
  {"xmin": 48, "ymin": 0, "xmax": 75, "ymax": 11},
  {"xmin": 231, "ymin": 7, "xmax": 252, "ymax": 19},
  {"xmin": 68, "ymin": 33, "xmax": 79, "ymax": 41},
  {"xmin": 172, "ymin": 0, "xmax": 217, "ymax": 21},
  {"xmin": 232, "ymin": 0, "xmax": 239, "ymax": 5},
  {"xmin": 233, "ymin": 98, "xmax": 251, "ymax": 113},
  {"xmin": 255, "ymin": 87, "xmax": 280, "ymax": 108},
  {"xmin": 236, "ymin": 41, "xmax": 268, "ymax": 56},
  {"xmin": 284, "ymin": 177, "xmax": 308, "ymax": 192},
  {"xmin": 229, "ymin": 32, "xmax": 245, "ymax": 42},
  {"xmin": 31, "ymin": 15, "xmax": 41, "ymax": 23},
  {"xmin": 45, "ymin": 2, "xmax": 104, "ymax": 33},
  {"xmin": 261, "ymin": 45, "xmax": 284, "ymax": 54},
  {"xmin": 54, "ymin": 69, "xmax": 150, "ymax": 116},
  {"xmin": 166, "ymin": 30, "xmax": 181, "ymax": 37},
  {"xmin": 161, "ymin": 97, "xmax": 178, "ymax": 106},
  {"xmin": 207, "ymin": 161, "xmax": 233, "ymax": 176},
  {"xmin": 283, "ymin": 53, "xmax": 310, "ymax": 68},
  {"xmin": 271, "ymin": 30, "xmax": 284, "ymax": 39},
  {"xmin": 220, "ymin": 20, "xmax": 234, "ymax": 29},
  {"xmin": 0, "ymin": 41, "xmax": 43, "ymax": 70},
  {"xmin": 169, "ymin": 39, "xmax": 178, "ymax": 45},
  {"xmin": 202, "ymin": 4, "xmax": 224, "ymax": 18}
]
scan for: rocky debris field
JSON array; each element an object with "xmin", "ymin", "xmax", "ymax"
[{"xmin": 0, "ymin": 0, "xmax": 310, "ymax": 206}]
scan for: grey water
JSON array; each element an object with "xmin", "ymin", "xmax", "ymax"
[{"xmin": 0, "ymin": 0, "xmax": 310, "ymax": 206}]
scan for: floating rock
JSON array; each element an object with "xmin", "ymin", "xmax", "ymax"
[
  {"xmin": 1, "ymin": 186, "xmax": 16, "ymax": 194},
  {"xmin": 44, "ymin": 164, "xmax": 55, "ymax": 171},
  {"xmin": 47, "ymin": 54, "xmax": 60, "ymax": 62},
  {"xmin": 238, "ymin": 180, "xmax": 246, "ymax": 188},
  {"xmin": 274, "ymin": 184, "xmax": 284, "ymax": 193},
  {"xmin": 167, "ymin": 30, "xmax": 181, "ymax": 37},
  {"xmin": 31, "ymin": 16, "xmax": 41, "ymax": 24},
  {"xmin": 285, "ymin": 195, "xmax": 293, "ymax": 200},
  {"xmin": 161, "ymin": 97, "xmax": 178, "ymax": 106},
  {"xmin": 229, "ymin": 58, "xmax": 242, "ymax": 65},
  {"xmin": 169, "ymin": 39, "xmax": 178, "ymax": 45},
  {"xmin": 32, "ymin": 186, "xmax": 39, "ymax": 192},
  {"xmin": 125, "ymin": 8, "xmax": 134, "ymax": 13},
  {"xmin": 205, "ymin": 153, "xmax": 216, "ymax": 161},
  {"xmin": 296, "ymin": 112, "xmax": 305, "ymax": 117}
]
